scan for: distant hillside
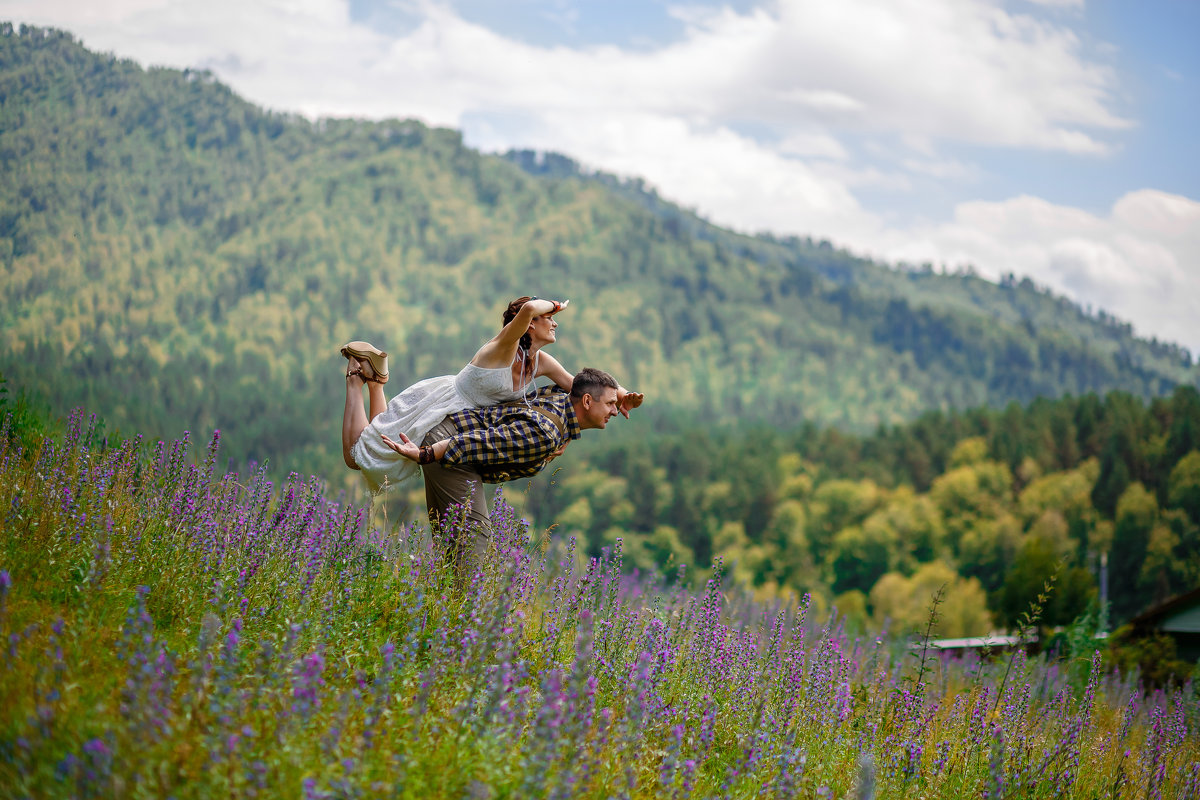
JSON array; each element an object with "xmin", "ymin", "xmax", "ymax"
[{"xmin": 1, "ymin": 24, "xmax": 1196, "ymax": 482}]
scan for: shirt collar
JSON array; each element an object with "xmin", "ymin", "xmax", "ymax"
[
  {"xmin": 535, "ymin": 386, "xmax": 582, "ymax": 441},
  {"xmin": 562, "ymin": 395, "xmax": 582, "ymax": 441}
]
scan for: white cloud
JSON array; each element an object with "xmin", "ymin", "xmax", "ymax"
[
  {"xmin": 1022, "ymin": 0, "xmax": 1085, "ymax": 8},
  {"xmin": 899, "ymin": 157, "xmax": 979, "ymax": 181},
  {"xmin": 864, "ymin": 190, "xmax": 1200, "ymax": 353},
  {"xmin": 8, "ymin": 0, "xmax": 1130, "ymax": 224},
  {"xmin": 7, "ymin": 0, "xmax": 1130, "ymax": 149},
  {"xmin": 773, "ymin": 88, "xmax": 866, "ymax": 114},
  {"xmin": 488, "ymin": 110, "xmax": 872, "ymax": 237},
  {"xmin": 777, "ymin": 131, "xmax": 849, "ymax": 160}
]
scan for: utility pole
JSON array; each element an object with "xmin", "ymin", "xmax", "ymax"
[{"xmin": 1099, "ymin": 551, "xmax": 1109, "ymax": 633}]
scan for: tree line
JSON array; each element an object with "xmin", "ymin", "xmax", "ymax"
[{"xmin": 506, "ymin": 386, "xmax": 1200, "ymax": 635}]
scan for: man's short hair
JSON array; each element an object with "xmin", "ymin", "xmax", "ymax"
[{"xmin": 570, "ymin": 367, "xmax": 618, "ymax": 401}]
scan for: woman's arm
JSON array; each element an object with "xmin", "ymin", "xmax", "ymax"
[
  {"xmin": 536, "ymin": 351, "xmax": 575, "ymax": 391},
  {"xmin": 471, "ymin": 298, "xmax": 567, "ymax": 368}
]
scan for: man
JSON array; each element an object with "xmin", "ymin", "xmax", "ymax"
[{"xmin": 381, "ymin": 367, "xmax": 627, "ymax": 574}]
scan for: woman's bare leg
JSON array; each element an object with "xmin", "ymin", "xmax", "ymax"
[
  {"xmin": 342, "ymin": 360, "xmax": 369, "ymax": 469},
  {"xmin": 360, "ymin": 359, "xmax": 389, "ymax": 420}
]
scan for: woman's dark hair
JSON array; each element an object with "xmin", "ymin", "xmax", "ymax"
[{"xmin": 503, "ymin": 296, "xmax": 534, "ymax": 351}]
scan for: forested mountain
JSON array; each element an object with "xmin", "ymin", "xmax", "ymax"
[{"xmin": 1, "ymin": 23, "xmax": 1197, "ymax": 488}]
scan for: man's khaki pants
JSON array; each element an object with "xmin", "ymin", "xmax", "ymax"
[{"xmin": 421, "ymin": 417, "xmax": 492, "ymax": 581}]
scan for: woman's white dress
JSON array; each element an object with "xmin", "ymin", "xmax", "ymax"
[{"xmin": 351, "ymin": 354, "xmax": 539, "ymax": 494}]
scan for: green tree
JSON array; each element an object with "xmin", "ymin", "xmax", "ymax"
[
  {"xmin": 1167, "ymin": 450, "xmax": 1200, "ymax": 524},
  {"xmin": 1163, "ymin": 386, "xmax": 1200, "ymax": 470},
  {"xmin": 948, "ymin": 436, "xmax": 990, "ymax": 468},
  {"xmin": 805, "ymin": 479, "xmax": 882, "ymax": 555},
  {"xmin": 874, "ymin": 491, "xmax": 946, "ymax": 565},
  {"xmin": 1018, "ymin": 458, "xmax": 1100, "ymax": 552},
  {"xmin": 1091, "ymin": 393, "xmax": 1150, "ymax": 517},
  {"xmin": 760, "ymin": 499, "xmax": 815, "ymax": 589},
  {"xmin": 828, "ymin": 523, "xmax": 899, "ymax": 595},
  {"xmin": 1137, "ymin": 509, "xmax": 1200, "ymax": 606},
  {"xmin": 1110, "ymin": 482, "xmax": 1157, "ymax": 621},
  {"xmin": 957, "ymin": 514, "xmax": 1023, "ymax": 594},
  {"xmin": 930, "ymin": 459, "xmax": 1013, "ymax": 553},
  {"xmin": 996, "ymin": 535, "xmax": 1095, "ymax": 629},
  {"xmin": 832, "ymin": 589, "xmax": 869, "ymax": 633},
  {"xmin": 869, "ymin": 561, "xmax": 992, "ymax": 638}
]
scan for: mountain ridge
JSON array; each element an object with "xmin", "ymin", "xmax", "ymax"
[{"xmin": 504, "ymin": 147, "xmax": 1192, "ymax": 368}]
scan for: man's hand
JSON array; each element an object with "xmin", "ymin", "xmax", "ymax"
[
  {"xmin": 616, "ymin": 389, "xmax": 645, "ymax": 419},
  {"xmin": 380, "ymin": 432, "xmax": 420, "ymax": 462},
  {"xmin": 545, "ymin": 441, "xmax": 569, "ymax": 462}
]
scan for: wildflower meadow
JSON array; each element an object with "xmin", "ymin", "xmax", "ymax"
[{"xmin": 1, "ymin": 410, "xmax": 1197, "ymax": 798}]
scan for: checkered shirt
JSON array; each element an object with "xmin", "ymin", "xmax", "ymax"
[{"xmin": 440, "ymin": 386, "xmax": 581, "ymax": 483}]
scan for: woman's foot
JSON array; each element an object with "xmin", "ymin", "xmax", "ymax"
[
  {"xmin": 357, "ymin": 357, "xmax": 382, "ymax": 384},
  {"xmin": 339, "ymin": 341, "xmax": 389, "ymax": 384}
]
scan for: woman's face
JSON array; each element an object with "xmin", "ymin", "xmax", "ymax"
[{"xmin": 527, "ymin": 312, "xmax": 558, "ymax": 347}]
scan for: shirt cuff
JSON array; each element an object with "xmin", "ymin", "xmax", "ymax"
[{"xmin": 441, "ymin": 435, "xmax": 467, "ymax": 466}]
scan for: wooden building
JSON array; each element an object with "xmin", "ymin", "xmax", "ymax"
[{"xmin": 1129, "ymin": 586, "xmax": 1200, "ymax": 663}]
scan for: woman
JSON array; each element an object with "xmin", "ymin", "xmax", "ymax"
[{"xmin": 341, "ymin": 296, "xmax": 640, "ymax": 493}]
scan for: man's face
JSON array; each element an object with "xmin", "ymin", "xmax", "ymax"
[{"xmin": 578, "ymin": 387, "xmax": 620, "ymax": 430}]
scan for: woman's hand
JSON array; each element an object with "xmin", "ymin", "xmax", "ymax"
[
  {"xmin": 537, "ymin": 298, "xmax": 568, "ymax": 315},
  {"xmin": 616, "ymin": 389, "xmax": 644, "ymax": 419},
  {"xmin": 380, "ymin": 432, "xmax": 420, "ymax": 462}
]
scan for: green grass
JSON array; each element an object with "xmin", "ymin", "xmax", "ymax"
[{"xmin": 0, "ymin": 412, "xmax": 1196, "ymax": 798}]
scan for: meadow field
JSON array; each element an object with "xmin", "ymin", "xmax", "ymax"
[{"xmin": 0, "ymin": 411, "xmax": 1196, "ymax": 798}]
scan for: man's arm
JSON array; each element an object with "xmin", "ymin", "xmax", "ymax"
[
  {"xmin": 441, "ymin": 417, "xmax": 560, "ymax": 467},
  {"xmin": 381, "ymin": 417, "xmax": 559, "ymax": 466},
  {"xmin": 539, "ymin": 353, "xmax": 644, "ymax": 419}
]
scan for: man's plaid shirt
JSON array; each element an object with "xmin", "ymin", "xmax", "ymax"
[{"xmin": 440, "ymin": 386, "xmax": 581, "ymax": 483}]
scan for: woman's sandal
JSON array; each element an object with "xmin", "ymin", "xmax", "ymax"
[
  {"xmin": 340, "ymin": 341, "xmax": 389, "ymax": 384},
  {"xmin": 357, "ymin": 359, "xmax": 385, "ymax": 384}
]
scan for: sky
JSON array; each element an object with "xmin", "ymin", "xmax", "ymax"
[{"xmin": 4, "ymin": 0, "xmax": 1198, "ymax": 353}]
